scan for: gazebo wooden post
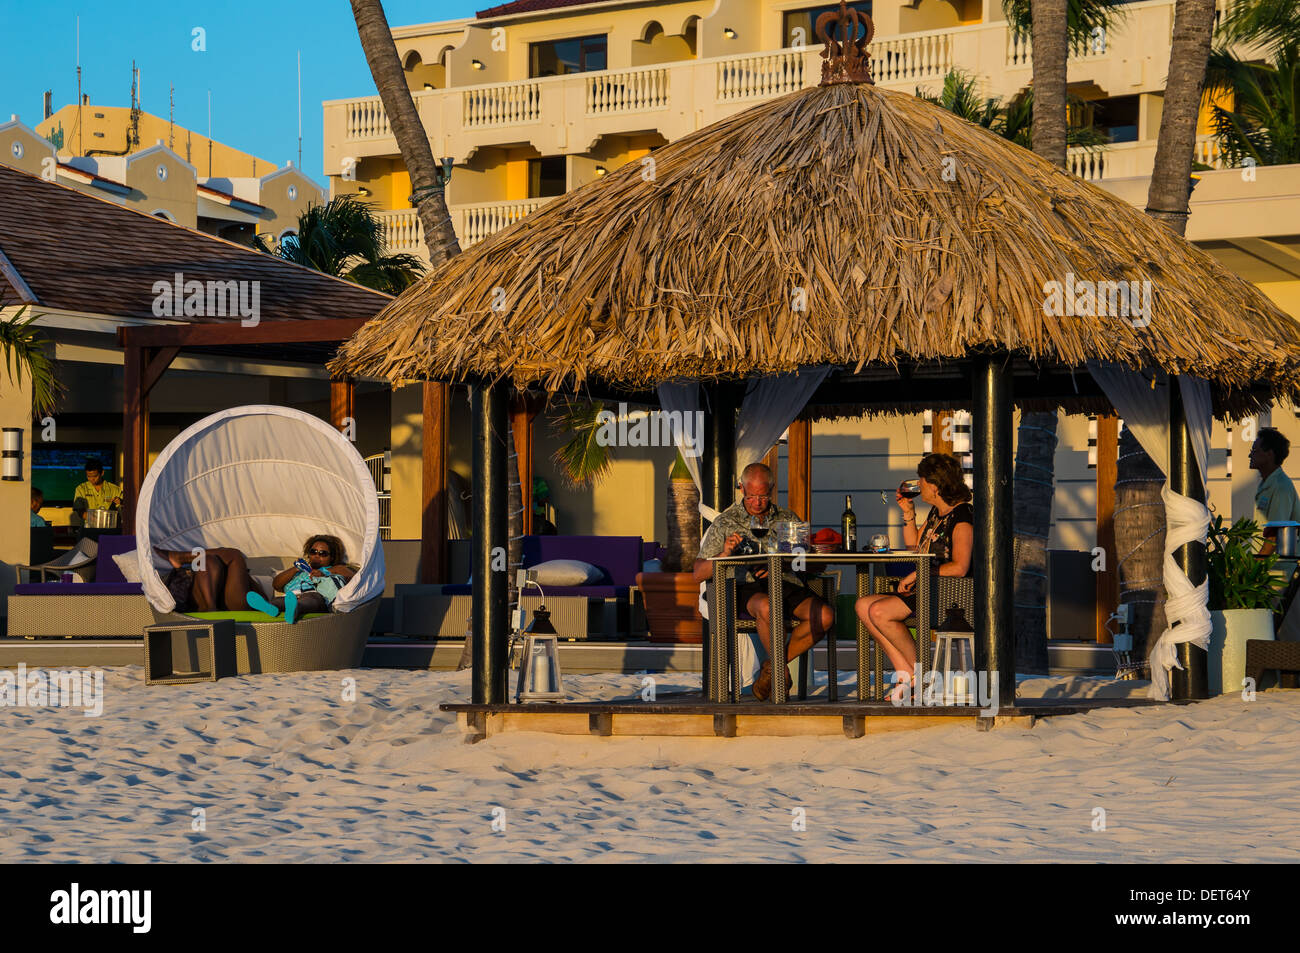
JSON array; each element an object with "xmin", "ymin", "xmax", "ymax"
[
  {"xmin": 973, "ymin": 355, "xmax": 1015, "ymax": 706},
  {"xmin": 787, "ymin": 417, "xmax": 811, "ymax": 521},
  {"xmin": 421, "ymin": 382, "xmax": 449, "ymax": 584},
  {"xmin": 511, "ymin": 393, "xmax": 541, "ymax": 537},
  {"xmin": 1169, "ymin": 384, "xmax": 1209, "ymax": 700},
  {"xmin": 1095, "ymin": 414, "xmax": 1119, "ymax": 643},
  {"xmin": 329, "ymin": 379, "xmax": 355, "ymax": 431},
  {"xmin": 120, "ymin": 339, "xmax": 178, "ymax": 529},
  {"xmin": 471, "ymin": 379, "xmax": 510, "ymax": 704}
]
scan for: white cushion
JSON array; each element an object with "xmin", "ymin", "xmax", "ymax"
[
  {"xmin": 530, "ymin": 559, "xmax": 604, "ymax": 586},
  {"xmin": 112, "ymin": 551, "xmax": 143, "ymax": 584}
]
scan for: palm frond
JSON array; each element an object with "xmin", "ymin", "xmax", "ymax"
[
  {"xmin": 0, "ymin": 305, "xmax": 61, "ymax": 418},
  {"xmin": 1217, "ymin": 0, "xmax": 1300, "ymax": 52},
  {"xmin": 1002, "ymin": 0, "xmax": 1130, "ymax": 45},
  {"xmin": 549, "ymin": 399, "xmax": 615, "ymax": 488}
]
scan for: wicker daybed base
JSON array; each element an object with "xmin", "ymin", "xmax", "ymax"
[{"xmin": 150, "ymin": 597, "xmax": 379, "ymax": 675}]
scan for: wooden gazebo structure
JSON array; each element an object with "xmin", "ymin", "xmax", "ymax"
[{"xmin": 331, "ymin": 3, "xmax": 1300, "ymax": 730}]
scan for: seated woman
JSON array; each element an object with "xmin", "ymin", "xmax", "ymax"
[
  {"xmin": 855, "ymin": 453, "xmax": 973, "ymax": 702},
  {"xmin": 154, "ymin": 535, "xmax": 355, "ymax": 624}
]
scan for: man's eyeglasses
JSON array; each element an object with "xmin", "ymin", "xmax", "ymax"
[
  {"xmin": 308, "ymin": 549, "xmax": 332, "ymax": 558},
  {"xmin": 741, "ymin": 495, "xmax": 771, "ymax": 502}
]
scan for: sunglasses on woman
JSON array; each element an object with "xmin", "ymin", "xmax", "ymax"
[{"xmin": 308, "ymin": 549, "xmax": 332, "ymax": 558}]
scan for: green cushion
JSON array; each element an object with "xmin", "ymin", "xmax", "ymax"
[{"xmin": 187, "ymin": 610, "xmax": 329, "ymax": 622}]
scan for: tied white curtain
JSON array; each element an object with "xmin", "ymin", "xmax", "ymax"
[
  {"xmin": 657, "ymin": 368, "xmax": 831, "ymax": 523},
  {"xmin": 1088, "ymin": 363, "xmax": 1213, "ymax": 700}
]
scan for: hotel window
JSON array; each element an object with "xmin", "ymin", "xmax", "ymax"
[
  {"xmin": 529, "ymin": 35, "xmax": 608, "ymax": 77},
  {"xmin": 1083, "ymin": 95, "xmax": 1141, "ymax": 144},
  {"xmin": 782, "ymin": 3, "xmax": 871, "ymax": 48},
  {"xmin": 529, "ymin": 157, "xmax": 566, "ymax": 198}
]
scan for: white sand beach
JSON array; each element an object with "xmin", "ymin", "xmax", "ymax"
[{"xmin": 1, "ymin": 667, "xmax": 1297, "ymax": 863}]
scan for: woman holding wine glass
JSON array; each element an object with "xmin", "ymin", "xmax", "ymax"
[{"xmin": 855, "ymin": 453, "xmax": 973, "ymax": 701}]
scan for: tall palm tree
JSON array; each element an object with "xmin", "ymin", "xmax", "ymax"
[
  {"xmin": 1206, "ymin": 42, "xmax": 1300, "ymax": 167},
  {"xmin": 278, "ymin": 195, "xmax": 426, "ymax": 294},
  {"xmin": 1218, "ymin": 0, "xmax": 1300, "ymax": 52},
  {"xmin": 1114, "ymin": 0, "xmax": 1218, "ymax": 663},
  {"xmin": 351, "ymin": 0, "xmax": 523, "ymax": 673},
  {"xmin": 917, "ymin": 69, "xmax": 1109, "ymax": 150},
  {"xmin": 0, "ymin": 305, "xmax": 60, "ymax": 418}
]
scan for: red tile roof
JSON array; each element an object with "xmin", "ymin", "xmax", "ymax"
[
  {"xmin": 476, "ymin": 0, "xmax": 606, "ymax": 19},
  {"xmin": 0, "ymin": 162, "xmax": 389, "ymax": 322}
]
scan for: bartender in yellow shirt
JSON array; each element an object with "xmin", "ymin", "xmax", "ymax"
[{"xmin": 72, "ymin": 458, "xmax": 123, "ymax": 523}]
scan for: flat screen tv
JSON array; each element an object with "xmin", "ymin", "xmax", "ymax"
[{"xmin": 31, "ymin": 443, "xmax": 117, "ymax": 506}]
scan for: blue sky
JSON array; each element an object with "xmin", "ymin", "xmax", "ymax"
[{"xmin": 0, "ymin": 1, "xmax": 482, "ymax": 188}]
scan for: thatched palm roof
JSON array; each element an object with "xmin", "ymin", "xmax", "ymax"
[{"xmin": 331, "ymin": 54, "xmax": 1300, "ymax": 399}]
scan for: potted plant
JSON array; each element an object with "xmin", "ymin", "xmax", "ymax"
[
  {"xmin": 1206, "ymin": 516, "xmax": 1282, "ymax": 694},
  {"xmin": 638, "ymin": 450, "xmax": 703, "ymax": 643}
]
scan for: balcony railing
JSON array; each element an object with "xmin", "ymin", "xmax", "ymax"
[
  {"xmin": 872, "ymin": 30, "xmax": 953, "ymax": 83},
  {"xmin": 1066, "ymin": 135, "xmax": 1228, "ymax": 183},
  {"xmin": 463, "ymin": 81, "xmax": 542, "ymax": 128},
  {"xmin": 588, "ymin": 67, "xmax": 670, "ymax": 114},
  {"xmin": 716, "ymin": 49, "xmax": 809, "ymax": 102},
  {"xmin": 345, "ymin": 95, "xmax": 392, "ymax": 140},
  {"xmin": 377, "ymin": 199, "xmax": 558, "ymax": 255}
]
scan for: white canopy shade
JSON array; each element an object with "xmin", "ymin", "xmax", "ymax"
[{"xmin": 135, "ymin": 405, "xmax": 385, "ymax": 614}]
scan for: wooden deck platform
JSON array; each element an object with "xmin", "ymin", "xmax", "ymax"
[{"xmin": 443, "ymin": 695, "xmax": 1164, "ymax": 741}]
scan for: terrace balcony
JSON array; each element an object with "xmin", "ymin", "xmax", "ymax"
[{"xmin": 325, "ymin": 0, "xmax": 1197, "ymax": 173}]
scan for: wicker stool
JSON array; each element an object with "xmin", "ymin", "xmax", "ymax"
[{"xmin": 1244, "ymin": 639, "xmax": 1300, "ymax": 690}]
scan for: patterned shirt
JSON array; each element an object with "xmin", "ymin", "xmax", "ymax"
[
  {"xmin": 698, "ymin": 500, "xmax": 807, "ymax": 584},
  {"xmin": 916, "ymin": 501, "xmax": 975, "ymax": 574}
]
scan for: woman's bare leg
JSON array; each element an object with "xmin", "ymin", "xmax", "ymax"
[
  {"xmin": 855, "ymin": 595, "xmax": 911, "ymax": 674},
  {"xmin": 200, "ymin": 548, "xmax": 256, "ymax": 611}
]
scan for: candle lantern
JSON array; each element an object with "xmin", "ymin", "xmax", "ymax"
[
  {"xmin": 932, "ymin": 605, "xmax": 976, "ymax": 705},
  {"xmin": 516, "ymin": 605, "xmax": 565, "ymax": 702}
]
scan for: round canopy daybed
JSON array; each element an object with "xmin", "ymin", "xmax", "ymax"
[{"xmin": 134, "ymin": 405, "xmax": 385, "ymax": 674}]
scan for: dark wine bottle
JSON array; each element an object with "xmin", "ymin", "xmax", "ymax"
[{"xmin": 841, "ymin": 494, "xmax": 857, "ymax": 552}]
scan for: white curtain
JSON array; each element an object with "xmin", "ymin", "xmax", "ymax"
[{"xmin": 1087, "ymin": 363, "xmax": 1213, "ymax": 700}]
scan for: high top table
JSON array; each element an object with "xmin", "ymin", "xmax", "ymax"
[{"xmin": 708, "ymin": 551, "xmax": 937, "ymax": 704}]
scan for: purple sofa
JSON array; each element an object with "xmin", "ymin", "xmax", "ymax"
[
  {"xmin": 15, "ymin": 534, "xmax": 145, "ymax": 596},
  {"xmin": 440, "ymin": 535, "xmax": 645, "ymax": 599}
]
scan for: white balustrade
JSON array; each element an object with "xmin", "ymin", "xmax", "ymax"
[
  {"xmin": 588, "ymin": 67, "xmax": 670, "ymax": 113},
  {"xmin": 1194, "ymin": 135, "xmax": 1227, "ymax": 170},
  {"xmin": 1067, "ymin": 147, "xmax": 1107, "ymax": 181},
  {"xmin": 1007, "ymin": 26, "xmax": 1108, "ymax": 67},
  {"xmin": 462, "ymin": 81, "xmax": 542, "ymax": 128},
  {"xmin": 376, "ymin": 208, "xmax": 423, "ymax": 254},
  {"xmin": 346, "ymin": 96, "xmax": 391, "ymax": 140},
  {"xmin": 871, "ymin": 31, "xmax": 953, "ymax": 83},
  {"xmin": 456, "ymin": 198, "xmax": 555, "ymax": 247},
  {"xmin": 716, "ymin": 50, "xmax": 808, "ymax": 102}
]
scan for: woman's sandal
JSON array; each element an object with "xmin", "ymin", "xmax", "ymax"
[{"xmin": 888, "ymin": 671, "xmax": 915, "ymax": 703}]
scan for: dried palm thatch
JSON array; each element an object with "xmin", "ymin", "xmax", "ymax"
[{"xmin": 331, "ymin": 77, "xmax": 1300, "ymax": 400}]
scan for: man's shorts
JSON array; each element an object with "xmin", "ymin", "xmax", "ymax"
[{"xmin": 733, "ymin": 578, "xmax": 821, "ymax": 622}]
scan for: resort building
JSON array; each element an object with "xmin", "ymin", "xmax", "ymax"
[{"xmin": 0, "ymin": 110, "xmax": 322, "ymax": 247}]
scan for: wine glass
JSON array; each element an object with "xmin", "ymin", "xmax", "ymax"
[{"xmin": 749, "ymin": 513, "xmax": 770, "ymax": 553}]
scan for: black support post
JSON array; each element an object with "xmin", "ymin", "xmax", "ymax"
[
  {"xmin": 471, "ymin": 380, "xmax": 509, "ymax": 705},
  {"xmin": 1169, "ymin": 382, "xmax": 1209, "ymax": 700},
  {"xmin": 705, "ymin": 381, "xmax": 737, "ymax": 517},
  {"xmin": 973, "ymin": 355, "xmax": 1015, "ymax": 707}
]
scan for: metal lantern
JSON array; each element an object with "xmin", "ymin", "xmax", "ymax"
[
  {"xmin": 516, "ymin": 605, "xmax": 565, "ymax": 702},
  {"xmin": 932, "ymin": 605, "xmax": 975, "ymax": 705}
]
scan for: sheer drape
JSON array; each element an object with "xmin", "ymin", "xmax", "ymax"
[{"xmin": 1088, "ymin": 363, "xmax": 1213, "ymax": 700}]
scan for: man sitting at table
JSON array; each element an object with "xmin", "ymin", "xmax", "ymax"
[{"xmin": 692, "ymin": 462, "xmax": 833, "ymax": 701}]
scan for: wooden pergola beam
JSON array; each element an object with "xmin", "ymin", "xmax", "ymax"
[
  {"xmin": 787, "ymin": 416, "xmax": 811, "ymax": 521},
  {"xmin": 1094, "ymin": 414, "xmax": 1119, "ymax": 643},
  {"xmin": 119, "ymin": 317, "xmax": 370, "ymax": 349},
  {"xmin": 421, "ymin": 382, "xmax": 450, "ymax": 584},
  {"xmin": 121, "ymin": 344, "xmax": 179, "ymax": 528},
  {"xmin": 329, "ymin": 379, "xmax": 355, "ymax": 431}
]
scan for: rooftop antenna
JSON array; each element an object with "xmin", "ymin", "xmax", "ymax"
[
  {"xmin": 76, "ymin": 15, "xmax": 82, "ymax": 153},
  {"xmin": 128, "ymin": 61, "xmax": 141, "ymax": 150},
  {"xmin": 297, "ymin": 49, "xmax": 302, "ymax": 171},
  {"xmin": 168, "ymin": 83, "xmax": 174, "ymax": 149}
]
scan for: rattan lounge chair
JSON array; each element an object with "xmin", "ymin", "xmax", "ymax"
[{"xmin": 16, "ymin": 537, "xmax": 98, "ymax": 583}]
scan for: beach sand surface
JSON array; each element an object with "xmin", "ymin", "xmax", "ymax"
[{"xmin": 1, "ymin": 667, "xmax": 1296, "ymax": 862}]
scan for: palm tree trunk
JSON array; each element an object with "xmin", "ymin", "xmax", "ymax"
[
  {"xmin": 1115, "ymin": 427, "xmax": 1167, "ymax": 656},
  {"xmin": 1008, "ymin": 0, "xmax": 1067, "ymax": 672},
  {"xmin": 1030, "ymin": 0, "xmax": 1069, "ymax": 167},
  {"xmin": 1012, "ymin": 411, "xmax": 1056, "ymax": 673},
  {"xmin": 351, "ymin": 1, "xmax": 522, "ymax": 671},
  {"xmin": 666, "ymin": 480, "xmax": 702, "ymax": 573},
  {"xmin": 350, "ymin": 0, "xmax": 461, "ymax": 264},
  {"xmin": 1110, "ymin": 0, "xmax": 1216, "ymax": 669},
  {"xmin": 1146, "ymin": 0, "xmax": 1218, "ymax": 237}
]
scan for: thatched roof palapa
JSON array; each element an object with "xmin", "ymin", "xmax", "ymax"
[{"xmin": 332, "ymin": 2, "xmax": 1300, "ymax": 406}]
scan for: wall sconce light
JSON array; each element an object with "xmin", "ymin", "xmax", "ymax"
[
  {"xmin": 471, "ymin": 59, "xmax": 485, "ymax": 70},
  {"xmin": 423, "ymin": 82, "xmax": 435, "ymax": 90},
  {"xmin": 723, "ymin": 27, "xmax": 737, "ymax": 38},
  {"xmin": 357, "ymin": 186, "xmax": 372, "ymax": 196},
  {"xmin": 595, "ymin": 165, "xmax": 607, "ymax": 176},
  {"xmin": 1, "ymin": 427, "xmax": 23, "ymax": 481}
]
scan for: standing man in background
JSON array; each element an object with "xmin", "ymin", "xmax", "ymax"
[
  {"xmin": 72, "ymin": 458, "xmax": 124, "ymax": 526},
  {"xmin": 1250, "ymin": 428, "xmax": 1300, "ymax": 554}
]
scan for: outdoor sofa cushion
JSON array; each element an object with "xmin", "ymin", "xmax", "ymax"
[
  {"xmin": 522, "ymin": 535, "xmax": 643, "ymax": 587},
  {"xmin": 530, "ymin": 559, "xmax": 605, "ymax": 586},
  {"xmin": 187, "ymin": 610, "xmax": 329, "ymax": 622},
  {"xmin": 439, "ymin": 583, "xmax": 628, "ymax": 600}
]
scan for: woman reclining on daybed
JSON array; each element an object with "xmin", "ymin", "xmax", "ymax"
[{"xmin": 154, "ymin": 534, "xmax": 355, "ymax": 624}]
